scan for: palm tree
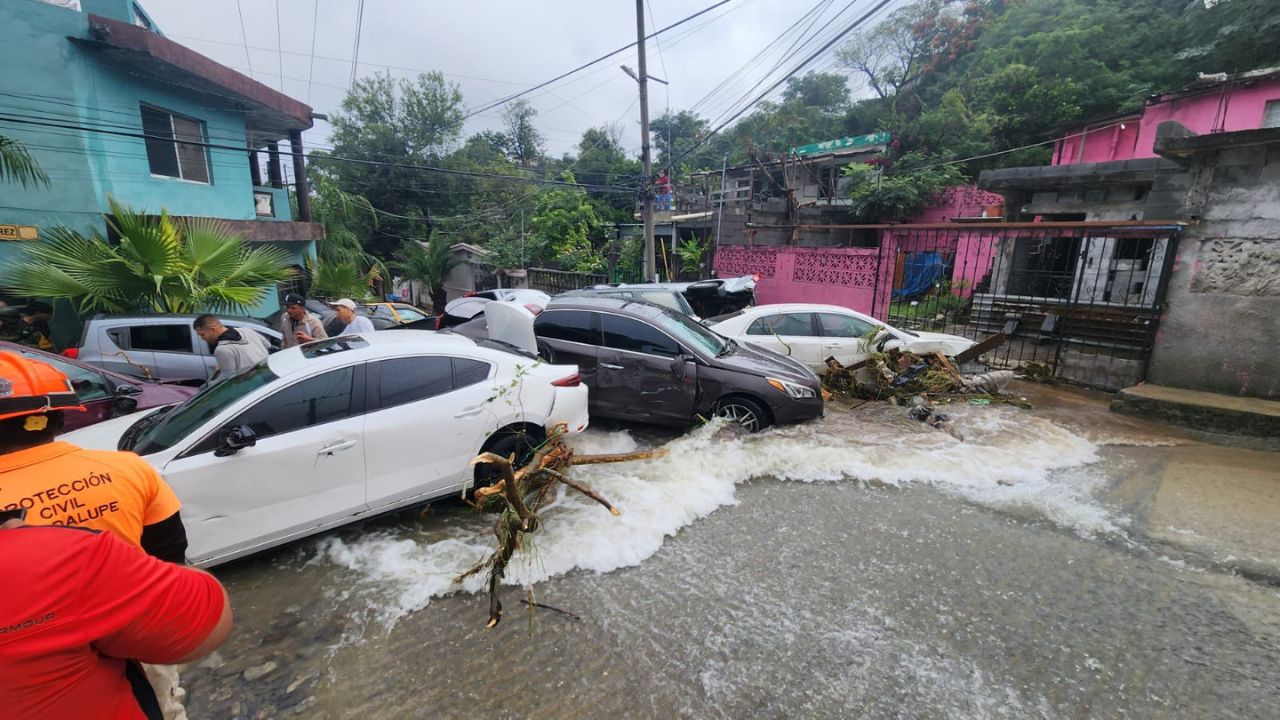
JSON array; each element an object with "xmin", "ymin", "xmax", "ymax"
[
  {"xmin": 310, "ymin": 174, "xmax": 388, "ymax": 282},
  {"xmin": 0, "ymin": 134, "xmax": 49, "ymax": 187},
  {"xmin": 3, "ymin": 198, "xmax": 294, "ymax": 314},
  {"xmin": 307, "ymin": 259, "xmax": 379, "ymax": 300},
  {"xmin": 394, "ymin": 234, "xmax": 460, "ymax": 313}
]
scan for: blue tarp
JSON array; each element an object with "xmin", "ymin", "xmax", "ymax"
[{"xmin": 893, "ymin": 251, "xmax": 948, "ymax": 299}]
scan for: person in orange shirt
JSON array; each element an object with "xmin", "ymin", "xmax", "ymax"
[
  {"xmin": 0, "ymin": 351, "xmax": 192, "ymax": 719},
  {"xmin": 0, "ymin": 351, "xmax": 187, "ymax": 562}
]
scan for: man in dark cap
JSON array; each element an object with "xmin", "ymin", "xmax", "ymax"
[{"xmin": 277, "ymin": 293, "xmax": 328, "ymax": 348}]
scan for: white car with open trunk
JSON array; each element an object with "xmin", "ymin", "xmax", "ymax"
[
  {"xmin": 61, "ymin": 314, "xmax": 587, "ymax": 567},
  {"xmin": 707, "ymin": 303, "xmax": 977, "ymax": 372}
]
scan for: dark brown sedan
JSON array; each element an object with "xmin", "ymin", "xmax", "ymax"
[{"xmin": 0, "ymin": 342, "xmax": 197, "ymax": 434}]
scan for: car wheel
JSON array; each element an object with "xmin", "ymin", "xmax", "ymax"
[
  {"xmin": 536, "ymin": 340, "xmax": 556, "ymax": 363},
  {"xmin": 714, "ymin": 396, "xmax": 770, "ymax": 433},
  {"xmin": 473, "ymin": 428, "xmax": 545, "ymax": 491}
]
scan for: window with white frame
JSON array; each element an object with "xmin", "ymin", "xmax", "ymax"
[
  {"xmin": 1263, "ymin": 100, "xmax": 1280, "ymax": 129},
  {"xmin": 140, "ymin": 105, "xmax": 210, "ymax": 183}
]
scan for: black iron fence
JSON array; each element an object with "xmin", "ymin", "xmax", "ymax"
[
  {"xmin": 878, "ymin": 223, "xmax": 1181, "ymax": 391},
  {"xmin": 527, "ymin": 268, "xmax": 610, "ymax": 294}
]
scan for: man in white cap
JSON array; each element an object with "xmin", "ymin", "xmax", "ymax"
[{"xmin": 329, "ymin": 298, "xmax": 376, "ymax": 335}]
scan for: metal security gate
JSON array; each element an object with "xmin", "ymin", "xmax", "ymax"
[{"xmin": 877, "ymin": 223, "xmax": 1181, "ymax": 391}]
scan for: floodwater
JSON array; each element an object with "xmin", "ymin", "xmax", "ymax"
[{"xmin": 184, "ymin": 383, "xmax": 1280, "ymax": 719}]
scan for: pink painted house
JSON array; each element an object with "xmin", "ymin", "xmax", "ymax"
[{"xmin": 1052, "ymin": 67, "xmax": 1280, "ymax": 166}]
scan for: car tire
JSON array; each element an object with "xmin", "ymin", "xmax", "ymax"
[
  {"xmin": 536, "ymin": 340, "xmax": 556, "ymax": 363},
  {"xmin": 714, "ymin": 395, "xmax": 771, "ymax": 433},
  {"xmin": 473, "ymin": 427, "xmax": 546, "ymax": 491}
]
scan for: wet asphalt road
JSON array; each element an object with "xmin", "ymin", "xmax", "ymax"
[{"xmin": 183, "ymin": 390, "xmax": 1280, "ymax": 719}]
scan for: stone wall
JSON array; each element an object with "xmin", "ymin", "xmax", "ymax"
[{"xmin": 1147, "ymin": 139, "xmax": 1280, "ymax": 399}]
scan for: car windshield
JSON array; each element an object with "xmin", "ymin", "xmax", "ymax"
[
  {"xmin": 129, "ymin": 364, "xmax": 278, "ymax": 455},
  {"xmin": 656, "ymin": 310, "xmax": 727, "ymax": 357}
]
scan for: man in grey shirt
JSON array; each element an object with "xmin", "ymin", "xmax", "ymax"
[
  {"xmin": 278, "ymin": 293, "xmax": 328, "ymax": 348},
  {"xmin": 193, "ymin": 315, "xmax": 270, "ymax": 381}
]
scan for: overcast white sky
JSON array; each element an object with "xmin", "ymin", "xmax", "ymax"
[{"xmin": 141, "ymin": 0, "xmax": 878, "ymax": 158}]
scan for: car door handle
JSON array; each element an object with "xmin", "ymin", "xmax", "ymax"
[
  {"xmin": 600, "ymin": 362, "xmax": 624, "ymax": 370},
  {"xmin": 824, "ymin": 343, "xmax": 842, "ymax": 348},
  {"xmin": 454, "ymin": 406, "xmax": 484, "ymax": 418},
  {"xmin": 318, "ymin": 440, "xmax": 357, "ymax": 456}
]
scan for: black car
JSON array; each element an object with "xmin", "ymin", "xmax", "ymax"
[{"xmin": 452, "ymin": 296, "xmax": 822, "ymax": 431}]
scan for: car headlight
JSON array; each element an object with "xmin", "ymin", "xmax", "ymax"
[{"xmin": 766, "ymin": 376, "xmax": 817, "ymax": 399}]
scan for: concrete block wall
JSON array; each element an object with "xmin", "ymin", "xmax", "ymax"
[{"xmin": 1147, "ymin": 141, "xmax": 1280, "ymax": 400}]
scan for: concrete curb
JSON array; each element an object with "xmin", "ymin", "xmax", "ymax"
[{"xmin": 1110, "ymin": 385, "xmax": 1280, "ymax": 440}]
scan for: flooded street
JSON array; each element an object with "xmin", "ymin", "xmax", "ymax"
[{"xmin": 185, "ymin": 382, "xmax": 1280, "ymax": 719}]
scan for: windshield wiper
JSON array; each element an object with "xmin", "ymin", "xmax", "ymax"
[{"xmin": 119, "ymin": 404, "xmax": 174, "ymax": 452}]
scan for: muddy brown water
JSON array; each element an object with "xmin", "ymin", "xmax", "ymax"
[{"xmin": 184, "ymin": 383, "xmax": 1280, "ymax": 719}]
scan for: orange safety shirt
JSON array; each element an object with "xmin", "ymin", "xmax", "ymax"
[{"xmin": 0, "ymin": 442, "xmax": 181, "ymax": 547}]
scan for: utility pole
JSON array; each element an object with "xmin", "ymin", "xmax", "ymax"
[{"xmin": 635, "ymin": 0, "xmax": 655, "ymax": 282}]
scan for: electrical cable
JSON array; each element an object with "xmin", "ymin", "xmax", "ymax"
[
  {"xmin": 306, "ymin": 0, "xmax": 320, "ymax": 103},
  {"xmin": 275, "ymin": 0, "xmax": 285, "ymax": 91},
  {"xmin": 349, "ymin": 0, "xmax": 366, "ymax": 89},
  {"xmin": 670, "ymin": 0, "xmax": 898, "ymax": 168},
  {"xmin": 0, "ymin": 114, "xmax": 638, "ymax": 193},
  {"xmin": 461, "ymin": 0, "xmax": 738, "ymax": 119},
  {"xmin": 235, "ymin": 0, "xmax": 254, "ymax": 79},
  {"xmin": 170, "ymin": 33, "xmax": 531, "ymax": 87}
]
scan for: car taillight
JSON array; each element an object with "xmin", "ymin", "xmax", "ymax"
[
  {"xmin": 524, "ymin": 303, "xmax": 543, "ymax": 316},
  {"xmin": 465, "ymin": 291, "xmax": 477, "ymax": 297},
  {"xmin": 435, "ymin": 314, "xmax": 443, "ymax": 330},
  {"xmin": 60, "ymin": 348, "xmax": 79, "ymax": 359},
  {"xmin": 551, "ymin": 372, "xmax": 580, "ymax": 387}
]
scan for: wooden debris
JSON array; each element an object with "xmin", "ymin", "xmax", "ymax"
[
  {"xmin": 458, "ymin": 428, "xmax": 659, "ymax": 628},
  {"xmin": 953, "ymin": 332, "xmax": 1007, "ymax": 364}
]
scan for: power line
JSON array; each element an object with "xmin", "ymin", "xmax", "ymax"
[
  {"xmin": 349, "ymin": 0, "xmax": 367, "ymax": 89},
  {"xmin": 706, "ymin": 0, "xmax": 872, "ymax": 128},
  {"xmin": 671, "ymin": 0, "xmax": 897, "ymax": 167},
  {"xmin": 687, "ymin": 0, "xmax": 834, "ymax": 118},
  {"xmin": 462, "ymin": 0, "xmax": 739, "ymax": 120},
  {"xmin": 170, "ymin": 33, "xmax": 531, "ymax": 87},
  {"xmin": 0, "ymin": 113, "xmax": 638, "ymax": 193},
  {"xmin": 306, "ymin": 0, "xmax": 320, "ymax": 103},
  {"xmin": 235, "ymin": 0, "xmax": 254, "ymax": 79},
  {"xmin": 275, "ymin": 0, "xmax": 285, "ymax": 92}
]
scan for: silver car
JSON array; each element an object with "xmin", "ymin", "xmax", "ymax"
[{"xmin": 67, "ymin": 314, "xmax": 282, "ymax": 384}]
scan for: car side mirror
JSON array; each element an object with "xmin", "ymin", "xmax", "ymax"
[
  {"xmin": 107, "ymin": 382, "xmax": 141, "ymax": 416},
  {"xmin": 214, "ymin": 424, "xmax": 257, "ymax": 457},
  {"xmin": 670, "ymin": 354, "xmax": 688, "ymax": 380}
]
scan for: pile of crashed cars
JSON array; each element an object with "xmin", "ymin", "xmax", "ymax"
[{"xmin": 44, "ymin": 274, "xmax": 985, "ymax": 567}]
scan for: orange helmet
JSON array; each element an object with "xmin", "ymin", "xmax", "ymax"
[{"xmin": 0, "ymin": 351, "xmax": 86, "ymax": 424}]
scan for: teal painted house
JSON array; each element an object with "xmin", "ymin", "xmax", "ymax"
[{"xmin": 0, "ymin": 0, "xmax": 322, "ymax": 323}]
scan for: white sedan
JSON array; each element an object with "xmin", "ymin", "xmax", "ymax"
[
  {"xmin": 61, "ymin": 325, "xmax": 588, "ymax": 567},
  {"xmin": 707, "ymin": 303, "xmax": 976, "ymax": 372}
]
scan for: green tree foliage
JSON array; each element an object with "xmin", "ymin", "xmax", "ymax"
[
  {"xmin": 307, "ymin": 260, "xmax": 378, "ymax": 300},
  {"xmin": 501, "ymin": 99, "xmax": 544, "ymax": 168},
  {"xmin": 673, "ymin": 237, "xmax": 706, "ymax": 278},
  {"xmin": 527, "ymin": 172, "xmax": 605, "ymax": 273},
  {"xmin": 650, "ymin": 110, "xmax": 715, "ymax": 170},
  {"xmin": 318, "ymin": 71, "xmax": 466, "ymax": 256},
  {"xmin": 310, "ymin": 173, "xmax": 386, "ymax": 281},
  {"xmin": 571, "ymin": 125, "xmax": 642, "ymax": 225},
  {"xmin": 0, "ymin": 134, "xmax": 48, "ymax": 187},
  {"xmin": 394, "ymin": 234, "xmax": 461, "ymax": 312},
  {"xmin": 3, "ymin": 199, "xmax": 293, "ymax": 314},
  {"xmin": 1178, "ymin": 0, "xmax": 1280, "ymax": 74},
  {"xmin": 843, "ymin": 154, "xmax": 967, "ymax": 222}
]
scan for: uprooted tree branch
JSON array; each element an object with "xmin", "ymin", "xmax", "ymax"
[{"xmin": 458, "ymin": 424, "xmax": 664, "ymax": 628}]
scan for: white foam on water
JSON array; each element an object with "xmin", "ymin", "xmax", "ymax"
[{"xmin": 322, "ymin": 405, "xmax": 1118, "ymax": 626}]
